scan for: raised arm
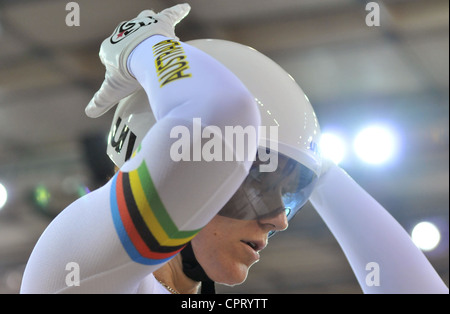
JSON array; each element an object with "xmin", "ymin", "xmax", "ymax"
[
  {"xmin": 310, "ymin": 163, "xmax": 448, "ymax": 294},
  {"xmin": 21, "ymin": 4, "xmax": 260, "ymax": 293}
]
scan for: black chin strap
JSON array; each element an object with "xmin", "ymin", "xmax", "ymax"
[{"xmin": 180, "ymin": 242, "xmax": 216, "ymax": 294}]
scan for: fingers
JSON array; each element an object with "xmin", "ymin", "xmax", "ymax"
[
  {"xmin": 137, "ymin": 9, "xmax": 156, "ymax": 18},
  {"xmin": 85, "ymin": 74, "xmax": 138, "ymax": 118},
  {"xmin": 159, "ymin": 3, "xmax": 191, "ymax": 26},
  {"xmin": 85, "ymin": 78, "xmax": 117, "ymax": 118},
  {"xmin": 85, "ymin": 96, "xmax": 108, "ymax": 118},
  {"xmin": 85, "ymin": 4, "xmax": 191, "ymax": 118}
]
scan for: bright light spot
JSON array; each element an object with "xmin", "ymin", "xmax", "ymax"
[
  {"xmin": 34, "ymin": 185, "xmax": 51, "ymax": 209},
  {"xmin": 0, "ymin": 183, "xmax": 7, "ymax": 210},
  {"xmin": 320, "ymin": 133, "xmax": 346, "ymax": 164},
  {"xmin": 411, "ymin": 222, "xmax": 441, "ymax": 251},
  {"xmin": 354, "ymin": 125, "xmax": 397, "ymax": 164}
]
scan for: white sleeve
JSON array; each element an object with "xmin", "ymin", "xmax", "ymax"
[
  {"xmin": 20, "ymin": 35, "xmax": 260, "ymax": 293},
  {"xmin": 309, "ymin": 163, "xmax": 449, "ymax": 294}
]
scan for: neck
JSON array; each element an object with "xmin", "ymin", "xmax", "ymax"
[{"xmin": 154, "ymin": 254, "xmax": 200, "ymax": 294}]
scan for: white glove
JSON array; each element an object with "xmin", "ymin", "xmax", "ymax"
[{"xmin": 85, "ymin": 3, "xmax": 191, "ymax": 118}]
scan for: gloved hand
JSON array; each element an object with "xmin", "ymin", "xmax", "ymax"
[{"xmin": 85, "ymin": 3, "xmax": 191, "ymax": 118}]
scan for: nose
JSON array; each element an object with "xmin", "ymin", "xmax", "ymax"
[{"xmin": 258, "ymin": 209, "xmax": 289, "ymax": 234}]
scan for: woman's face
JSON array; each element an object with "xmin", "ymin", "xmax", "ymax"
[{"xmin": 191, "ymin": 211, "xmax": 288, "ymax": 286}]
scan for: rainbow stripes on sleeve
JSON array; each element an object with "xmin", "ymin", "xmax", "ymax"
[{"xmin": 110, "ymin": 160, "xmax": 201, "ymax": 265}]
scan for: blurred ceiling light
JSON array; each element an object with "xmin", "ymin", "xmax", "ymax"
[
  {"xmin": 34, "ymin": 185, "xmax": 51, "ymax": 209},
  {"xmin": 320, "ymin": 132, "xmax": 346, "ymax": 165},
  {"xmin": 411, "ymin": 221, "xmax": 441, "ymax": 251},
  {"xmin": 0, "ymin": 182, "xmax": 7, "ymax": 210},
  {"xmin": 353, "ymin": 125, "xmax": 398, "ymax": 164}
]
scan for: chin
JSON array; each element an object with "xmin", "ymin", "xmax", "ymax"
[{"xmin": 209, "ymin": 262, "xmax": 252, "ymax": 287}]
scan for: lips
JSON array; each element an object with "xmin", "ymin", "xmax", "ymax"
[{"xmin": 240, "ymin": 239, "xmax": 266, "ymax": 252}]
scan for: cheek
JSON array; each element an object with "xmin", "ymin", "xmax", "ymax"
[
  {"xmin": 192, "ymin": 223, "xmax": 226, "ymax": 263},
  {"xmin": 191, "ymin": 217, "xmax": 252, "ymax": 285}
]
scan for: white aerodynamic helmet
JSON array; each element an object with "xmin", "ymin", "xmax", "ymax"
[
  {"xmin": 107, "ymin": 39, "xmax": 322, "ymax": 227},
  {"xmin": 108, "ymin": 39, "xmax": 322, "ymax": 173}
]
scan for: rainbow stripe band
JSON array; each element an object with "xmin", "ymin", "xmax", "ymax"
[{"xmin": 110, "ymin": 160, "xmax": 201, "ymax": 265}]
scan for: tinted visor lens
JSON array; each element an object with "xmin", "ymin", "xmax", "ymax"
[{"xmin": 218, "ymin": 153, "xmax": 317, "ymax": 226}]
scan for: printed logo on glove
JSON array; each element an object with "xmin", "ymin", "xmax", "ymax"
[{"xmin": 110, "ymin": 16, "xmax": 158, "ymax": 44}]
